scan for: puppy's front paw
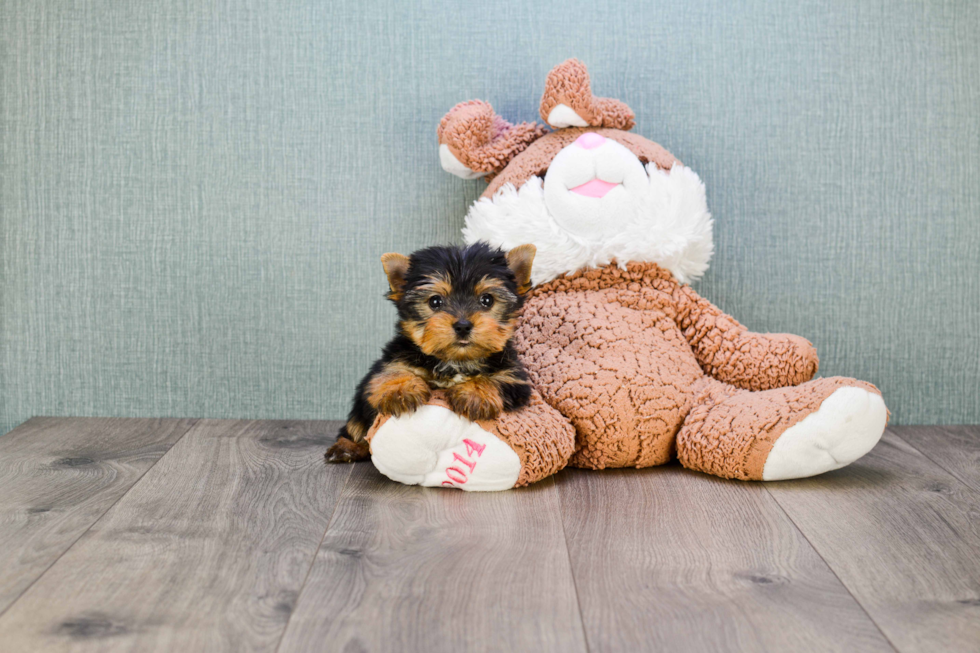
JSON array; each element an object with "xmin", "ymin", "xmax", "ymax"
[
  {"xmin": 368, "ymin": 371, "xmax": 431, "ymax": 417},
  {"xmin": 447, "ymin": 377, "xmax": 504, "ymax": 421},
  {"xmin": 325, "ymin": 437, "xmax": 370, "ymax": 463}
]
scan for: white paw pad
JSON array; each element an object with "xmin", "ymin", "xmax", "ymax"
[
  {"xmin": 370, "ymin": 405, "xmax": 521, "ymax": 492},
  {"xmin": 763, "ymin": 386, "xmax": 888, "ymax": 481}
]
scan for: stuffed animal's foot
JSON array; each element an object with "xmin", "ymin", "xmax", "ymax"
[
  {"xmin": 366, "ymin": 390, "xmax": 576, "ymax": 491},
  {"xmin": 369, "ymin": 404, "xmax": 522, "ymax": 491},
  {"xmin": 762, "ymin": 386, "xmax": 887, "ymax": 480},
  {"xmin": 677, "ymin": 376, "xmax": 887, "ymax": 481}
]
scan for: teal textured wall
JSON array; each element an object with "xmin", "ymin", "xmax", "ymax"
[{"xmin": 2, "ymin": 0, "xmax": 979, "ymax": 435}]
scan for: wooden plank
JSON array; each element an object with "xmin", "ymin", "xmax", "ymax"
[
  {"xmin": 277, "ymin": 464, "xmax": 588, "ymax": 653},
  {"xmin": 893, "ymin": 425, "xmax": 980, "ymax": 493},
  {"xmin": 0, "ymin": 419, "xmax": 351, "ymax": 652},
  {"xmin": 0, "ymin": 416, "xmax": 196, "ymax": 615},
  {"xmin": 557, "ymin": 466, "xmax": 894, "ymax": 653},
  {"xmin": 767, "ymin": 429, "xmax": 980, "ymax": 653}
]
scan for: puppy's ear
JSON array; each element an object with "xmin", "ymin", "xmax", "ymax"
[
  {"xmin": 506, "ymin": 244, "xmax": 536, "ymax": 295},
  {"xmin": 380, "ymin": 253, "xmax": 411, "ymax": 301}
]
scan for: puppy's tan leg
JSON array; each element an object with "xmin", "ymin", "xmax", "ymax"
[
  {"xmin": 446, "ymin": 375, "xmax": 505, "ymax": 421},
  {"xmin": 367, "ymin": 364, "xmax": 431, "ymax": 417}
]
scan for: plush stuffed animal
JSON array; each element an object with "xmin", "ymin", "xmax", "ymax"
[{"xmin": 366, "ymin": 59, "xmax": 888, "ymax": 491}]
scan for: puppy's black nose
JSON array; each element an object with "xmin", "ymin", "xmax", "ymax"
[{"xmin": 453, "ymin": 318, "xmax": 473, "ymax": 337}]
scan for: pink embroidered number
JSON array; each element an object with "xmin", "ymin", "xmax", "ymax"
[
  {"xmin": 453, "ymin": 452, "xmax": 476, "ymax": 473},
  {"xmin": 445, "ymin": 467, "xmax": 468, "ymax": 484},
  {"xmin": 441, "ymin": 439, "xmax": 486, "ymax": 487},
  {"xmin": 464, "ymin": 439, "xmax": 485, "ymax": 457}
]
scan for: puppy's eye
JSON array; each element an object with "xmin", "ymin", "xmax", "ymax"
[
  {"xmin": 479, "ymin": 293, "xmax": 495, "ymax": 308},
  {"xmin": 427, "ymin": 295, "xmax": 444, "ymax": 311}
]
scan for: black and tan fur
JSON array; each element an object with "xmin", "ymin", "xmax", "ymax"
[{"xmin": 325, "ymin": 242, "xmax": 536, "ymax": 463}]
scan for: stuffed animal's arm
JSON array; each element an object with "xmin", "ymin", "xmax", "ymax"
[{"xmin": 672, "ymin": 284, "xmax": 819, "ymax": 390}]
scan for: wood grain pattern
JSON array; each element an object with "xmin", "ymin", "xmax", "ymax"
[
  {"xmin": 1, "ymin": 420, "xmax": 978, "ymax": 652},
  {"xmin": 893, "ymin": 426, "xmax": 980, "ymax": 493},
  {"xmin": 556, "ymin": 466, "xmax": 893, "ymax": 653},
  {"xmin": 0, "ymin": 416, "xmax": 196, "ymax": 615},
  {"xmin": 0, "ymin": 420, "xmax": 350, "ymax": 652},
  {"xmin": 767, "ymin": 429, "xmax": 980, "ymax": 653},
  {"xmin": 277, "ymin": 463, "xmax": 587, "ymax": 653}
]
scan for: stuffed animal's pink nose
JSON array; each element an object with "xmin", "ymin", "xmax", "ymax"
[{"xmin": 574, "ymin": 132, "xmax": 605, "ymax": 149}]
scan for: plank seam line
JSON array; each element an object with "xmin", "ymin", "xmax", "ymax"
[
  {"xmin": 761, "ymin": 484, "xmax": 900, "ymax": 653},
  {"xmin": 0, "ymin": 418, "xmax": 201, "ymax": 621},
  {"xmin": 553, "ymin": 473, "xmax": 593, "ymax": 653},
  {"xmin": 890, "ymin": 428, "xmax": 980, "ymax": 495},
  {"xmin": 273, "ymin": 462, "xmax": 355, "ymax": 653}
]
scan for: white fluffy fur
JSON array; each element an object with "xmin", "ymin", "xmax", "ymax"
[{"xmin": 462, "ymin": 163, "xmax": 714, "ymax": 286}]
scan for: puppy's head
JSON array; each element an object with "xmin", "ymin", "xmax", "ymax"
[{"xmin": 381, "ymin": 242, "xmax": 536, "ymax": 361}]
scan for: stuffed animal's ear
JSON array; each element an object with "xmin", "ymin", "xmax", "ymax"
[
  {"xmin": 506, "ymin": 244, "xmax": 536, "ymax": 295},
  {"xmin": 380, "ymin": 253, "xmax": 411, "ymax": 301},
  {"xmin": 437, "ymin": 100, "xmax": 548, "ymax": 181},
  {"xmin": 539, "ymin": 59, "xmax": 635, "ymax": 131}
]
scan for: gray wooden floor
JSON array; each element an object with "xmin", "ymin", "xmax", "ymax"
[{"xmin": 0, "ymin": 418, "xmax": 977, "ymax": 652}]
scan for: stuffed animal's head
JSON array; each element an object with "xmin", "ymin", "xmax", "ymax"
[{"xmin": 438, "ymin": 59, "xmax": 713, "ymax": 286}]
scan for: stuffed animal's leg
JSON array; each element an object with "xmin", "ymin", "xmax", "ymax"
[
  {"xmin": 366, "ymin": 390, "xmax": 575, "ymax": 491},
  {"xmin": 677, "ymin": 377, "xmax": 888, "ymax": 481}
]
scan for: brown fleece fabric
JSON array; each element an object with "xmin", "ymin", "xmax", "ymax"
[
  {"xmin": 677, "ymin": 376, "xmax": 883, "ymax": 480},
  {"xmin": 516, "ymin": 264, "xmax": 703, "ymax": 469},
  {"xmin": 481, "ymin": 128, "xmax": 680, "ymax": 200},
  {"xmin": 437, "ymin": 100, "xmax": 548, "ymax": 176},
  {"xmin": 366, "ymin": 389, "xmax": 575, "ymax": 487},
  {"xmin": 672, "ymin": 284, "xmax": 819, "ymax": 390},
  {"xmin": 539, "ymin": 58, "xmax": 636, "ymax": 131},
  {"xmin": 514, "ymin": 262, "xmax": 881, "ymax": 479},
  {"xmin": 481, "ymin": 390, "xmax": 577, "ymax": 487}
]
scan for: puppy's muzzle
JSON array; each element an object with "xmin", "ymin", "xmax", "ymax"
[{"xmin": 453, "ymin": 318, "xmax": 473, "ymax": 338}]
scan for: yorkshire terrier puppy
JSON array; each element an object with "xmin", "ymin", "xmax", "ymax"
[{"xmin": 325, "ymin": 242, "xmax": 537, "ymax": 463}]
